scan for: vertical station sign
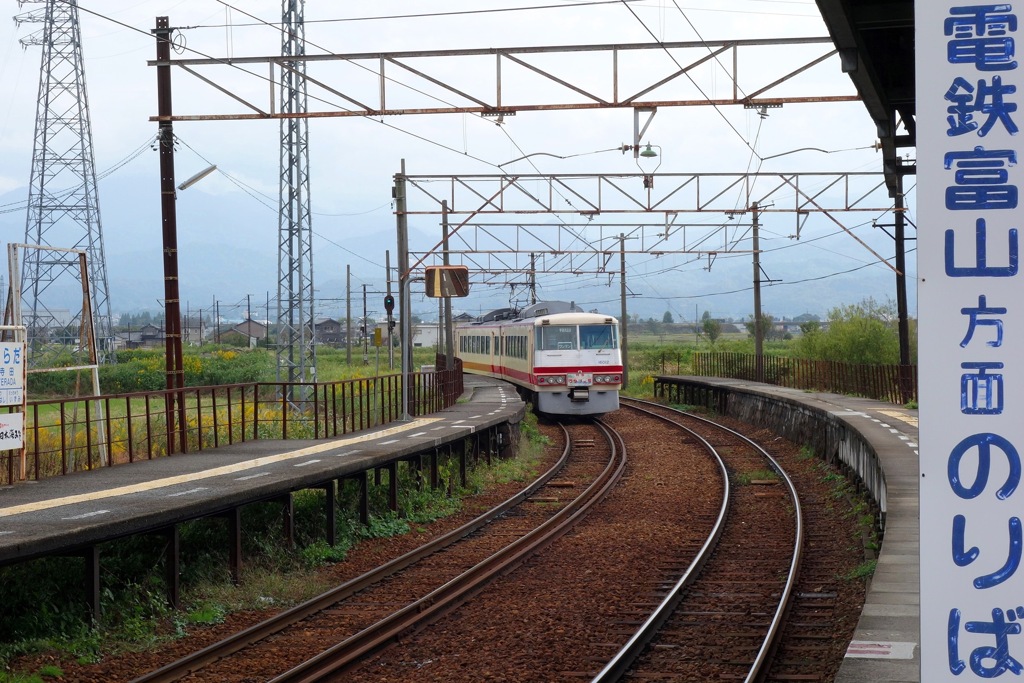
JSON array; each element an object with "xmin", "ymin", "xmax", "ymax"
[
  {"xmin": 918, "ymin": 3, "xmax": 1024, "ymax": 679},
  {"xmin": 0, "ymin": 341, "xmax": 25, "ymax": 451}
]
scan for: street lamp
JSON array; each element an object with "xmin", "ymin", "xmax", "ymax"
[
  {"xmin": 178, "ymin": 164, "xmax": 217, "ymax": 190},
  {"xmin": 622, "ymin": 142, "xmax": 661, "ymax": 188}
]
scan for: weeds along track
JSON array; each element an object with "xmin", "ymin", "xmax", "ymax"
[{"xmin": 132, "ymin": 421, "xmax": 622, "ymax": 683}]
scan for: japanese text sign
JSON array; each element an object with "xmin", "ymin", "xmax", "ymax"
[
  {"xmin": 918, "ymin": 3, "xmax": 1024, "ymax": 679},
  {"xmin": 0, "ymin": 342, "xmax": 25, "ymax": 407}
]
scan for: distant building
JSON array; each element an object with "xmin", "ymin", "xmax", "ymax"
[
  {"xmin": 313, "ymin": 318, "xmax": 345, "ymax": 347},
  {"xmin": 183, "ymin": 317, "xmax": 206, "ymax": 346},
  {"xmin": 411, "ymin": 324, "xmax": 439, "ymax": 348},
  {"xmin": 231, "ymin": 319, "xmax": 268, "ymax": 348},
  {"xmin": 137, "ymin": 323, "xmax": 164, "ymax": 348}
]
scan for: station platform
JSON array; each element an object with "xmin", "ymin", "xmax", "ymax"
[
  {"xmin": 0, "ymin": 376, "xmax": 525, "ymax": 568},
  {"xmin": 653, "ymin": 375, "xmax": 920, "ymax": 683},
  {"xmin": 2, "ymin": 374, "xmax": 920, "ymax": 681}
]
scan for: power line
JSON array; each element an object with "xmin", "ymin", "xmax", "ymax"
[
  {"xmin": 619, "ymin": 0, "xmax": 761, "ymax": 159},
  {"xmin": 188, "ymin": 0, "xmax": 651, "ymax": 28}
]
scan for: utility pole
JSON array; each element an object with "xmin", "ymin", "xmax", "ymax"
[
  {"xmin": 153, "ymin": 16, "xmax": 186, "ymax": 454},
  {"xmin": 893, "ymin": 160, "xmax": 912, "ymax": 403},
  {"xmin": 395, "ymin": 161, "xmax": 412, "ymax": 420},
  {"xmin": 532, "ymin": 250, "xmax": 540, "ymax": 305},
  {"xmin": 619, "ymin": 234, "xmax": 629, "ymax": 388},
  {"xmin": 362, "ymin": 284, "xmax": 368, "ymax": 365},
  {"xmin": 442, "ymin": 201, "xmax": 454, "ymax": 368},
  {"xmin": 752, "ymin": 202, "xmax": 764, "ymax": 383},
  {"xmin": 868, "ymin": 161, "xmax": 913, "ymax": 402},
  {"xmin": 345, "ymin": 264, "xmax": 352, "ymax": 365},
  {"xmin": 386, "ymin": 250, "xmax": 394, "ymax": 370}
]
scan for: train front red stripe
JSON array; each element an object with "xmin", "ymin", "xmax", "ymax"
[{"xmin": 533, "ymin": 366, "xmax": 623, "ymax": 374}]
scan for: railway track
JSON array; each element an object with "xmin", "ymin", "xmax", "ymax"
[
  {"xmin": 119, "ymin": 400, "xmax": 866, "ymax": 683},
  {"xmin": 131, "ymin": 421, "xmax": 623, "ymax": 683},
  {"xmin": 596, "ymin": 397, "xmax": 804, "ymax": 681}
]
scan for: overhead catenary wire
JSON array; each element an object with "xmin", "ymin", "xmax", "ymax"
[
  {"xmin": 185, "ymin": 0, "xmax": 652, "ymax": 29},
  {"xmin": 39, "ymin": 1, "xmax": 904, "ymax": 320}
]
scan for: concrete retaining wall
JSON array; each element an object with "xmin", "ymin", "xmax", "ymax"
[{"xmin": 655, "ymin": 378, "xmax": 888, "ymax": 526}]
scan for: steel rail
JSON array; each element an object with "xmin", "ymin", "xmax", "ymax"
[
  {"xmin": 131, "ymin": 426, "xmax": 576, "ymax": 683},
  {"xmin": 593, "ymin": 398, "xmax": 804, "ymax": 683},
  {"xmin": 591, "ymin": 400, "xmax": 730, "ymax": 682},
  {"xmin": 270, "ymin": 421, "xmax": 626, "ymax": 683}
]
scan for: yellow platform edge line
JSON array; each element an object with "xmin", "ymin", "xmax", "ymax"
[{"xmin": 0, "ymin": 417, "xmax": 442, "ymax": 518}]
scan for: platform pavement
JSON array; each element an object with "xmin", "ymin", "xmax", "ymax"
[
  {"xmin": 0, "ymin": 375, "xmax": 525, "ymax": 565},
  {"xmin": 654, "ymin": 376, "xmax": 920, "ymax": 683}
]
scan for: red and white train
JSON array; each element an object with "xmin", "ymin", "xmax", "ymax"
[{"xmin": 455, "ymin": 302, "xmax": 622, "ymax": 416}]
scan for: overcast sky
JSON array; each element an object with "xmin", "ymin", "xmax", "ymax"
[{"xmin": 0, "ymin": 0, "xmax": 913, "ymax": 322}]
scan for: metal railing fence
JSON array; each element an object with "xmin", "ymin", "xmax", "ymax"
[
  {"xmin": 689, "ymin": 352, "xmax": 917, "ymax": 405},
  {"xmin": 1, "ymin": 360, "xmax": 464, "ymax": 485}
]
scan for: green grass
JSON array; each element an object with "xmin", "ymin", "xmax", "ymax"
[
  {"xmin": 734, "ymin": 468, "xmax": 779, "ymax": 485},
  {"xmin": 843, "ymin": 559, "xmax": 877, "ymax": 581}
]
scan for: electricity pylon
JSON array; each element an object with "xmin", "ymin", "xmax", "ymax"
[
  {"xmin": 15, "ymin": 0, "xmax": 113, "ymax": 362},
  {"xmin": 277, "ymin": 0, "xmax": 316, "ymax": 387}
]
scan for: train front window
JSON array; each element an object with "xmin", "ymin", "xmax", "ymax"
[
  {"xmin": 579, "ymin": 324, "xmax": 617, "ymax": 350},
  {"xmin": 537, "ymin": 326, "xmax": 577, "ymax": 351}
]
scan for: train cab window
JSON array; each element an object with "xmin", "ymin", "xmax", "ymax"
[
  {"xmin": 537, "ymin": 325, "xmax": 577, "ymax": 351},
  {"xmin": 580, "ymin": 324, "xmax": 618, "ymax": 350}
]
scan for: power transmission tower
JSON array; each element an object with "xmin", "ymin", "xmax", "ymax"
[
  {"xmin": 15, "ymin": 0, "xmax": 113, "ymax": 362},
  {"xmin": 276, "ymin": 0, "xmax": 316, "ymax": 387}
]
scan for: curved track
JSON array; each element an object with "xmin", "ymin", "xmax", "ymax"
[{"xmin": 596, "ymin": 398, "xmax": 805, "ymax": 682}]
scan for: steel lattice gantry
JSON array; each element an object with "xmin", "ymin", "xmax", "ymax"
[
  {"xmin": 277, "ymin": 0, "xmax": 316, "ymax": 386},
  {"xmin": 398, "ymin": 170, "xmax": 897, "ymax": 284},
  {"xmin": 15, "ymin": 0, "xmax": 113, "ymax": 363},
  {"xmin": 147, "ymin": 34, "xmax": 876, "ymax": 380}
]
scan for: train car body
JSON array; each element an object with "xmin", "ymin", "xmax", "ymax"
[{"xmin": 456, "ymin": 305, "xmax": 622, "ymax": 416}]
